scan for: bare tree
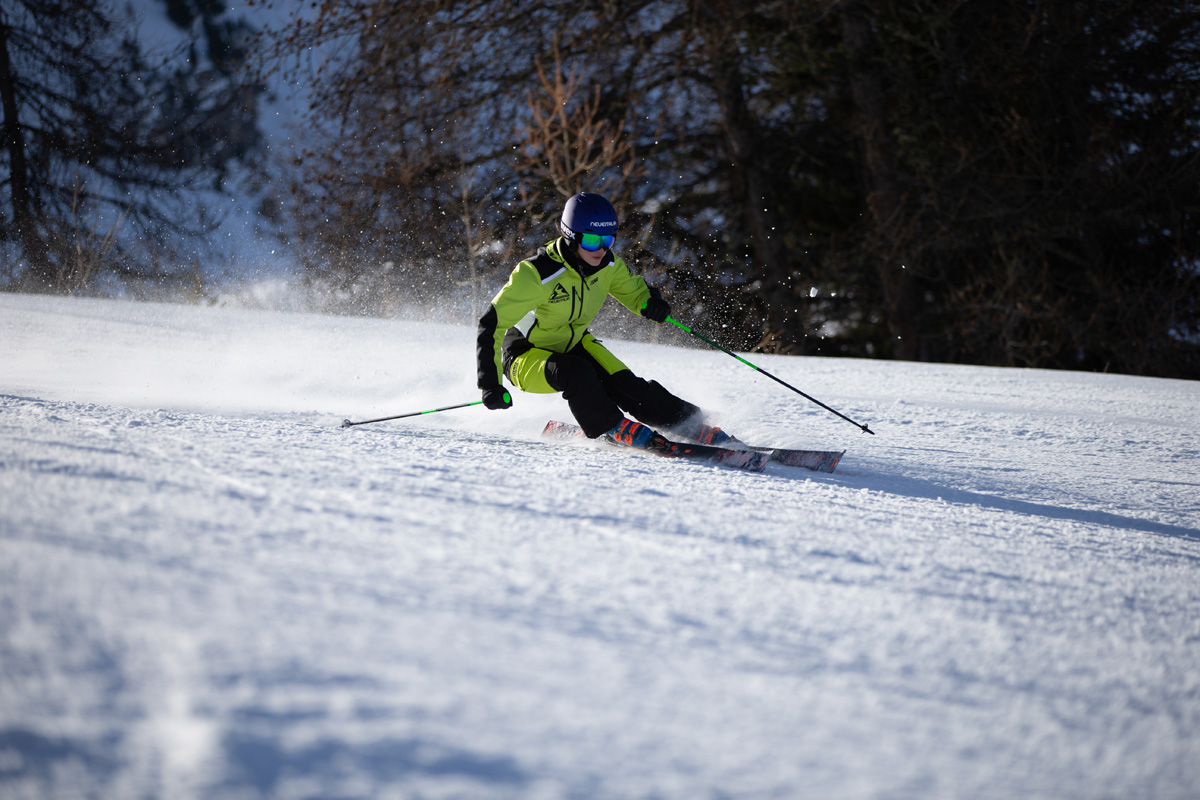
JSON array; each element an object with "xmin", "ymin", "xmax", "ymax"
[{"xmin": 517, "ymin": 39, "xmax": 644, "ymax": 207}]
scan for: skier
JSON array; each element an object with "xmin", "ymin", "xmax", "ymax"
[{"xmin": 476, "ymin": 192, "xmax": 724, "ymax": 448}]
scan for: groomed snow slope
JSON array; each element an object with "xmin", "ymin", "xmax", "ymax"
[{"xmin": 2, "ymin": 292, "xmax": 1198, "ymax": 800}]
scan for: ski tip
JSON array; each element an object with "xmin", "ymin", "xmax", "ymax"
[{"xmin": 542, "ymin": 420, "xmax": 587, "ymax": 440}]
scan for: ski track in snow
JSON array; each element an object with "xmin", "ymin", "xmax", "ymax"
[{"xmin": 1, "ymin": 293, "xmax": 1199, "ymax": 800}]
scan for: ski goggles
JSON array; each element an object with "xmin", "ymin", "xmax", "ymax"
[{"xmin": 577, "ymin": 232, "xmax": 615, "ymax": 251}]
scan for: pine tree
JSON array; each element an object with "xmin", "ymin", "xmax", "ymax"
[{"xmin": 0, "ymin": 0, "xmax": 261, "ymax": 292}]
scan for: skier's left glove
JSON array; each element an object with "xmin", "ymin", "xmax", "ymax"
[{"xmin": 641, "ymin": 286, "xmax": 670, "ymax": 324}]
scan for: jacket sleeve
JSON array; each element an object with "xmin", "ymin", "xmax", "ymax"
[
  {"xmin": 476, "ymin": 306, "xmax": 504, "ymax": 390},
  {"xmin": 476, "ymin": 262, "xmax": 545, "ymax": 389},
  {"xmin": 607, "ymin": 255, "xmax": 653, "ymax": 316}
]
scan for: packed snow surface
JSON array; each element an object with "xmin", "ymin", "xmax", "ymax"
[{"xmin": 2, "ymin": 292, "xmax": 1198, "ymax": 799}]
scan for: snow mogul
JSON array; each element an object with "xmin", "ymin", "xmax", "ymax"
[{"xmin": 476, "ymin": 192, "xmax": 728, "ymax": 448}]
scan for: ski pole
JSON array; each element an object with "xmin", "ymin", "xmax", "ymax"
[
  {"xmin": 341, "ymin": 400, "xmax": 485, "ymax": 428},
  {"xmin": 665, "ymin": 316, "xmax": 875, "ymax": 435}
]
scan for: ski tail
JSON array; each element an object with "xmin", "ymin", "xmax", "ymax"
[
  {"xmin": 758, "ymin": 447, "xmax": 843, "ymax": 473},
  {"xmin": 542, "ymin": 420, "xmax": 587, "ymax": 441},
  {"xmin": 546, "ymin": 419, "xmax": 844, "ymax": 474}
]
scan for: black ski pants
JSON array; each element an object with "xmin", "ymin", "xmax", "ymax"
[{"xmin": 503, "ymin": 328, "xmax": 700, "ymax": 438}]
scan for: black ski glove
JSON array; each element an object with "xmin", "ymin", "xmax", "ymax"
[
  {"xmin": 641, "ymin": 286, "xmax": 670, "ymax": 324},
  {"xmin": 482, "ymin": 386, "xmax": 513, "ymax": 410}
]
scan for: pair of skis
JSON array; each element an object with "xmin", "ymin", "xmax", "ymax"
[{"xmin": 541, "ymin": 420, "xmax": 842, "ymax": 474}]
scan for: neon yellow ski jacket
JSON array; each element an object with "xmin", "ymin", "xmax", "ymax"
[{"xmin": 476, "ymin": 238, "xmax": 654, "ymax": 390}]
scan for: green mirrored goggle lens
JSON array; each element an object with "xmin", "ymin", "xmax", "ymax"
[{"xmin": 578, "ymin": 233, "xmax": 615, "ymax": 251}]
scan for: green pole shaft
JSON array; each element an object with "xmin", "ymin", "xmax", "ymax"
[
  {"xmin": 341, "ymin": 400, "xmax": 485, "ymax": 428},
  {"xmin": 666, "ymin": 317, "xmax": 875, "ymax": 435}
]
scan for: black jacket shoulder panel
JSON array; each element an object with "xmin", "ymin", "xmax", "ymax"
[{"xmin": 529, "ymin": 248, "xmax": 563, "ymax": 282}]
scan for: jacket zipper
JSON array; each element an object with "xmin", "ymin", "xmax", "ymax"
[{"xmin": 563, "ymin": 266, "xmax": 593, "ymax": 352}]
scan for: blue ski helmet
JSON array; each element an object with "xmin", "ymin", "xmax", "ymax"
[{"xmin": 560, "ymin": 192, "xmax": 618, "ymax": 241}]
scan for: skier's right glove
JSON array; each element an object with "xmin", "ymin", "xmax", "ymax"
[{"xmin": 482, "ymin": 386, "xmax": 513, "ymax": 410}]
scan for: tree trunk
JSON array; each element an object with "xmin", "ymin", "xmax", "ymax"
[
  {"xmin": 711, "ymin": 51, "xmax": 798, "ymax": 349},
  {"xmin": 840, "ymin": 5, "xmax": 922, "ymax": 360},
  {"xmin": 0, "ymin": 17, "xmax": 51, "ymax": 286},
  {"xmin": 689, "ymin": 0, "xmax": 798, "ymax": 351}
]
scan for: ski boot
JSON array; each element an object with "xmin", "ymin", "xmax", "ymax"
[
  {"xmin": 693, "ymin": 424, "xmax": 745, "ymax": 448},
  {"xmin": 605, "ymin": 418, "xmax": 675, "ymax": 453}
]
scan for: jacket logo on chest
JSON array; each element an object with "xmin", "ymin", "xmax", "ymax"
[{"xmin": 549, "ymin": 284, "xmax": 570, "ymax": 303}]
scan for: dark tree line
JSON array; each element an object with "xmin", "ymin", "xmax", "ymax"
[
  {"xmin": 833, "ymin": 1, "xmax": 1200, "ymax": 375},
  {"xmin": 5, "ymin": 1, "xmax": 1197, "ymax": 378},
  {"xmin": 257, "ymin": 0, "xmax": 1200, "ymax": 378},
  {"xmin": 0, "ymin": 0, "xmax": 261, "ymax": 293}
]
